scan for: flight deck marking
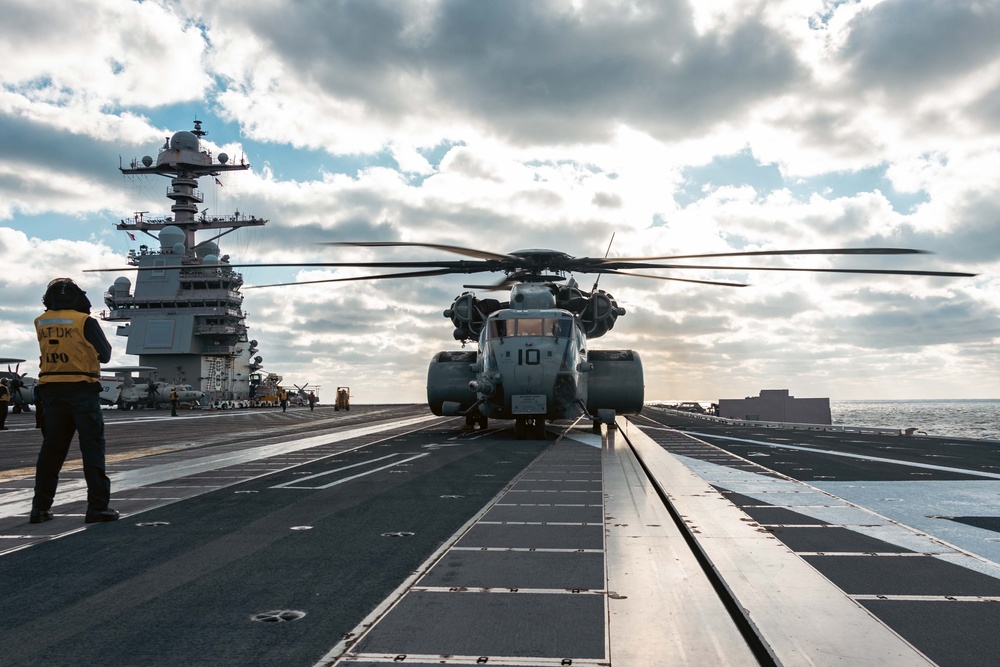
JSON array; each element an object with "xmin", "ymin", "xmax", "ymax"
[
  {"xmin": 0, "ymin": 414, "xmax": 443, "ymax": 521},
  {"xmin": 682, "ymin": 430, "xmax": 1000, "ymax": 480},
  {"xmin": 271, "ymin": 453, "xmax": 430, "ymax": 490}
]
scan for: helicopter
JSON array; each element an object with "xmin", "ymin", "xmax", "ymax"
[
  {"xmin": 91, "ymin": 241, "xmax": 975, "ymax": 439},
  {"xmin": 292, "ymin": 383, "xmax": 321, "ymax": 405},
  {"xmin": 99, "ymin": 366, "xmax": 205, "ymax": 410},
  {"xmin": 230, "ymin": 241, "xmax": 975, "ymax": 440},
  {"xmin": 1, "ymin": 358, "xmax": 35, "ymax": 413}
]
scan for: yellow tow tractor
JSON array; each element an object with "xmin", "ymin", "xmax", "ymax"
[{"xmin": 335, "ymin": 387, "xmax": 350, "ymax": 411}]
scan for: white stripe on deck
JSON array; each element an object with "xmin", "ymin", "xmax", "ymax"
[{"xmin": 0, "ymin": 414, "xmax": 441, "ymax": 519}]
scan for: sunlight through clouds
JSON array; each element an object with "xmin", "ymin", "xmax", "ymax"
[{"xmin": 0, "ymin": 0, "xmax": 996, "ymax": 401}]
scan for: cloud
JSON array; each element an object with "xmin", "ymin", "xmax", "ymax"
[
  {"xmin": 0, "ymin": 0, "xmax": 210, "ymax": 109},
  {"xmin": 0, "ymin": 0, "xmax": 997, "ymax": 403}
]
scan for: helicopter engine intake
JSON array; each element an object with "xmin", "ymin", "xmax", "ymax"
[
  {"xmin": 444, "ymin": 293, "xmax": 506, "ymax": 342},
  {"xmin": 561, "ymin": 289, "xmax": 626, "ymax": 339}
]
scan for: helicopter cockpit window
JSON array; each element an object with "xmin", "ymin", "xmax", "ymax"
[
  {"xmin": 516, "ymin": 318, "xmax": 544, "ymax": 336},
  {"xmin": 488, "ymin": 320, "xmax": 509, "ymax": 338},
  {"xmin": 550, "ymin": 319, "xmax": 573, "ymax": 338},
  {"xmin": 488, "ymin": 318, "xmax": 573, "ymax": 339}
]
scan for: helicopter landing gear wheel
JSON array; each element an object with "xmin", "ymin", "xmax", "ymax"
[
  {"xmin": 515, "ymin": 417, "xmax": 526, "ymax": 440},
  {"xmin": 465, "ymin": 414, "xmax": 476, "ymax": 430},
  {"xmin": 478, "ymin": 415, "xmax": 488, "ymax": 430},
  {"xmin": 516, "ymin": 417, "xmax": 545, "ymax": 440}
]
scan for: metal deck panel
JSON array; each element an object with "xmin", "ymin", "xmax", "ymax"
[
  {"xmin": 859, "ymin": 600, "xmax": 1000, "ymax": 667},
  {"xmin": 456, "ymin": 523, "xmax": 603, "ymax": 549},
  {"xmin": 804, "ymin": 554, "xmax": 1000, "ymax": 596},
  {"xmin": 625, "ymin": 419, "xmax": 935, "ymax": 666},
  {"xmin": 355, "ymin": 590, "xmax": 606, "ymax": 658},
  {"xmin": 768, "ymin": 526, "xmax": 916, "ymax": 553},
  {"xmin": 738, "ymin": 505, "xmax": 830, "ymax": 525},
  {"xmin": 481, "ymin": 503, "xmax": 603, "ymax": 523},
  {"xmin": 509, "ymin": 480, "xmax": 602, "ymax": 491},
  {"xmin": 417, "ymin": 549, "xmax": 605, "ymax": 589}
]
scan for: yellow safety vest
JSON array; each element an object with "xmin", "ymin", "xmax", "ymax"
[{"xmin": 35, "ymin": 309, "xmax": 100, "ymax": 384}]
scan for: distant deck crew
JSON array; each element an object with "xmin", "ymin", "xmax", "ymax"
[
  {"xmin": 279, "ymin": 388, "xmax": 288, "ymax": 412},
  {"xmin": 0, "ymin": 378, "xmax": 9, "ymax": 430},
  {"xmin": 30, "ymin": 278, "xmax": 118, "ymax": 524},
  {"xmin": 170, "ymin": 386, "xmax": 179, "ymax": 416},
  {"xmin": 307, "ymin": 391, "xmax": 316, "ymax": 411}
]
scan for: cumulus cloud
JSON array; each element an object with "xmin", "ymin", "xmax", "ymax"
[{"xmin": 0, "ymin": 0, "xmax": 996, "ymax": 401}]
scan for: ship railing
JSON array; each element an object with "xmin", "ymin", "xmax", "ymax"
[
  {"xmin": 102, "ymin": 292, "xmax": 242, "ymax": 306},
  {"xmin": 167, "ymin": 186, "xmax": 204, "ymax": 202},
  {"xmin": 117, "ymin": 213, "xmax": 266, "ymax": 228},
  {"xmin": 648, "ymin": 406, "xmax": 914, "ymax": 437},
  {"xmin": 175, "ymin": 287, "xmax": 244, "ymax": 300},
  {"xmin": 195, "ymin": 325, "xmax": 239, "ymax": 335}
]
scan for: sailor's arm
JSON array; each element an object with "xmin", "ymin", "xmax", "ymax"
[{"xmin": 84, "ymin": 318, "xmax": 112, "ymax": 364}]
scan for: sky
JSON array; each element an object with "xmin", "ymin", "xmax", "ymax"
[{"xmin": 1, "ymin": 0, "xmax": 999, "ymax": 403}]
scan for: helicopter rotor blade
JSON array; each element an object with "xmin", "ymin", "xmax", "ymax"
[
  {"xmin": 85, "ymin": 259, "xmax": 493, "ymax": 273},
  {"xmin": 244, "ymin": 267, "xmax": 460, "ymax": 289},
  {"xmin": 606, "ymin": 270, "xmax": 748, "ymax": 287},
  {"xmin": 323, "ymin": 241, "xmax": 517, "ymax": 261},
  {"xmin": 463, "ymin": 276, "xmax": 519, "ymax": 290},
  {"xmin": 599, "ymin": 247, "xmax": 930, "ymax": 263},
  {"xmin": 609, "ymin": 262, "xmax": 976, "ymax": 278}
]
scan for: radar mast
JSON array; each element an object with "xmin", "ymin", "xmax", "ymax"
[{"xmin": 103, "ymin": 121, "xmax": 267, "ymax": 406}]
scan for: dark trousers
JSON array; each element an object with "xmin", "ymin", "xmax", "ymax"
[
  {"xmin": 33, "ymin": 391, "xmax": 111, "ymax": 512},
  {"xmin": 0, "ymin": 400, "xmax": 7, "ymax": 429}
]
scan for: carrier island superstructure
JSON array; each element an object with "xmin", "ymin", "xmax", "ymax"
[{"xmin": 101, "ymin": 121, "xmax": 276, "ymax": 405}]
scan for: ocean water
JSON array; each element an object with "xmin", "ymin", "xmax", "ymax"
[
  {"xmin": 830, "ymin": 399, "xmax": 1000, "ymax": 442},
  {"xmin": 655, "ymin": 398, "xmax": 1000, "ymax": 442}
]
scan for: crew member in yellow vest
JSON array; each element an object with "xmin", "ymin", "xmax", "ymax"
[
  {"xmin": 279, "ymin": 388, "xmax": 288, "ymax": 412},
  {"xmin": 170, "ymin": 386, "xmax": 179, "ymax": 417},
  {"xmin": 30, "ymin": 278, "xmax": 117, "ymax": 524}
]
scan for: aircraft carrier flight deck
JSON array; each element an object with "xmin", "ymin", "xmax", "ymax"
[{"xmin": 2, "ymin": 404, "xmax": 999, "ymax": 666}]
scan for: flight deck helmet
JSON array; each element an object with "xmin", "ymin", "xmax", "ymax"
[{"xmin": 42, "ymin": 277, "xmax": 92, "ymax": 312}]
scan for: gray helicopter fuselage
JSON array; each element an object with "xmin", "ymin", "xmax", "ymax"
[
  {"xmin": 100, "ymin": 379, "xmax": 204, "ymax": 409},
  {"xmin": 427, "ymin": 282, "xmax": 644, "ymax": 438},
  {"xmin": 475, "ymin": 306, "xmax": 588, "ymax": 421}
]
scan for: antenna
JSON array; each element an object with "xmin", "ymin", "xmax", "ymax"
[{"xmin": 592, "ymin": 232, "xmax": 616, "ymax": 292}]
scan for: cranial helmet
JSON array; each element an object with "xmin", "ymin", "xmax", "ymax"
[{"xmin": 43, "ymin": 277, "xmax": 91, "ymax": 312}]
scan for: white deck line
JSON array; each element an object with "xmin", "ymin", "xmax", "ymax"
[
  {"xmin": 622, "ymin": 418, "xmax": 936, "ymax": 667},
  {"xmin": 682, "ymin": 430, "xmax": 1000, "ymax": 480},
  {"xmin": 0, "ymin": 414, "xmax": 441, "ymax": 519}
]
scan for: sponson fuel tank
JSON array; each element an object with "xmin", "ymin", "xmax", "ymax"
[{"xmin": 586, "ymin": 349, "xmax": 644, "ymax": 415}]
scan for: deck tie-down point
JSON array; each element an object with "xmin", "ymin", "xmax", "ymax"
[{"xmin": 250, "ymin": 610, "xmax": 306, "ymax": 623}]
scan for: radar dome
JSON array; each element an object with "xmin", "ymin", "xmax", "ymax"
[
  {"xmin": 109, "ymin": 276, "xmax": 132, "ymax": 297},
  {"xmin": 172, "ymin": 242, "xmax": 186, "ymax": 255},
  {"xmin": 141, "ymin": 156, "xmax": 153, "ymax": 167},
  {"xmin": 195, "ymin": 241, "xmax": 220, "ymax": 258},
  {"xmin": 169, "ymin": 131, "xmax": 199, "ymax": 151},
  {"xmin": 203, "ymin": 255, "xmax": 219, "ymax": 265},
  {"xmin": 218, "ymin": 152, "xmax": 229, "ymax": 164},
  {"xmin": 158, "ymin": 225, "xmax": 185, "ymax": 251}
]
